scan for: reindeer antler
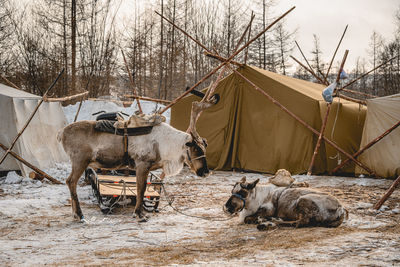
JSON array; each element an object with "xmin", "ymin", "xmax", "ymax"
[{"xmin": 187, "ymin": 100, "xmax": 214, "ymax": 140}]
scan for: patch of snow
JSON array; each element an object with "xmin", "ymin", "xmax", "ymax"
[{"xmin": 4, "ymin": 171, "xmax": 23, "ymax": 184}]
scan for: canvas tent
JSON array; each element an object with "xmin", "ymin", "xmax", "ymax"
[
  {"xmin": 171, "ymin": 65, "xmax": 366, "ymax": 174},
  {"xmin": 356, "ymin": 94, "xmax": 400, "ymax": 178},
  {"xmin": 0, "ymin": 84, "xmax": 68, "ymax": 177}
]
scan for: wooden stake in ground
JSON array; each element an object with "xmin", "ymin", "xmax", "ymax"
[
  {"xmin": 374, "ymin": 175, "xmax": 400, "ymax": 210},
  {"xmin": 331, "ymin": 119, "xmax": 400, "ymax": 174},
  {"xmin": 0, "ymin": 69, "xmax": 64, "ymax": 165},
  {"xmin": 307, "ymin": 50, "xmax": 349, "ymax": 175},
  {"xmin": 0, "ymin": 142, "xmax": 62, "ymax": 184}
]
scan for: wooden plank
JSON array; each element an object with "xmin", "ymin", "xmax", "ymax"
[
  {"xmin": 97, "ymin": 174, "xmax": 137, "ymax": 183},
  {"xmin": 96, "ymin": 174, "xmax": 160, "ymax": 197},
  {"xmin": 98, "ymin": 183, "xmax": 160, "ymax": 197}
]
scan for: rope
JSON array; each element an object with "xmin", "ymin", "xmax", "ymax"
[{"xmin": 160, "ymin": 183, "xmax": 234, "ymax": 222}]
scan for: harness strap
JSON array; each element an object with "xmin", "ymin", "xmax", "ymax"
[
  {"xmin": 232, "ymin": 193, "xmax": 246, "ymax": 212},
  {"xmin": 123, "ymin": 121, "xmax": 129, "ymax": 166}
]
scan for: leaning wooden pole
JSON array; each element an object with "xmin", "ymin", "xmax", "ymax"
[
  {"xmin": 0, "ymin": 74, "xmax": 21, "ymax": 90},
  {"xmin": 158, "ymin": 6, "xmax": 296, "ymax": 114},
  {"xmin": 290, "ymin": 55, "xmax": 326, "ymax": 85},
  {"xmin": 44, "ymin": 91, "xmax": 89, "ymax": 102},
  {"xmin": 244, "ymin": 11, "xmax": 254, "ymax": 64},
  {"xmin": 307, "ymin": 50, "xmax": 348, "ymax": 175},
  {"xmin": 307, "ymin": 104, "xmax": 331, "ymax": 175},
  {"xmin": 331, "ymin": 119, "xmax": 400, "ymax": 174},
  {"xmin": 339, "ymin": 55, "xmax": 399, "ymax": 90},
  {"xmin": 204, "ymin": 11, "xmax": 254, "ymax": 101},
  {"xmin": 295, "ymin": 41, "xmax": 319, "ymax": 82},
  {"xmin": 324, "ymin": 25, "xmax": 348, "ymax": 82},
  {"xmin": 230, "ymin": 67, "xmax": 375, "ymax": 176},
  {"xmin": 121, "ymin": 49, "xmax": 143, "ymax": 114},
  {"xmin": 0, "ymin": 69, "xmax": 64, "ymax": 165},
  {"xmin": 374, "ymin": 175, "xmax": 400, "ymax": 210},
  {"xmin": 0, "ymin": 142, "xmax": 62, "ymax": 184}
]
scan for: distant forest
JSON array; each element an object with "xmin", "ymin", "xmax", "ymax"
[{"xmin": 1, "ymin": 0, "xmax": 400, "ymax": 101}]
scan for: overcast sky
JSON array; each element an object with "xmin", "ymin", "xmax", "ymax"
[
  {"xmin": 116, "ymin": 0, "xmax": 399, "ymax": 72},
  {"xmin": 275, "ymin": 0, "xmax": 399, "ymax": 71}
]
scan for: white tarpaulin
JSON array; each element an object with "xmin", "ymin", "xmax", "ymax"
[
  {"xmin": 0, "ymin": 84, "xmax": 68, "ymax": 176},
  {"xmin": 356, "ymin": 93, "xmax": 400, "ymax": 178}
]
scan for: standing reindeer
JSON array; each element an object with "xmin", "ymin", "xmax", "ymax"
[{"xmin": 58, "ymin": 101, "xmax": 213, "ymax": 222}]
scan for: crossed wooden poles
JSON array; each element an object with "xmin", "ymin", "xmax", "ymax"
[
  {"xmin": 154, "ymin": 6, "xmax": 376, "ymax": 178},
  {"xmin": 0, "ymin": 69, "xmax": 65, "ymax": 184}
]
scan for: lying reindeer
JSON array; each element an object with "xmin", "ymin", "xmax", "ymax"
[
  {"xmin": 224, "ymin": 177, "xmax": 347, "ymax": 229},
  {"xmin": 58, "ymin": 101, "xmax": 213, "ymax": 222}
]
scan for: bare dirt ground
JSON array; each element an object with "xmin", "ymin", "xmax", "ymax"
[{"xmin": 1, "ymin": 169, "xmax": 400, "ymax": 266}]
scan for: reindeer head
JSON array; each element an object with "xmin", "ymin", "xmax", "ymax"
[
  {"xmin": 224, "ymin": 177, "xmax": 259, "ymax": 214},
  {"xmin": 185, "ymin": 100, "xmax": 215, "ymax": 177}
]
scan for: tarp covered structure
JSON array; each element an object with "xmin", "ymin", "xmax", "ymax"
[
  {"xmin": 356, "ymin": 94, "xmax": 400, "ymax": 178},
  {"xmin": 171, "ymin": 65, "xmax": 366, "ymax": 174},
  {"xmin": 0, "ymin": 84, "xmax": 68, "ymax": 176}
]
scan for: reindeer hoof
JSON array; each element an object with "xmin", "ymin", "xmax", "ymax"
[
  {"xmin": 133, "ymin": 213, "xmax": 148, "ymax": 223},
  {"xmin": 257, "ymin": 222, "xmax": 277, "ymax": 231}
]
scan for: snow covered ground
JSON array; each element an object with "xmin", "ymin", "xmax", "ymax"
[
  {"xmin": 1, "ymin": 169, "xmax": 400, "ymax": 266},
  {"xmin": 1, "ymin": 100, "xmax": 400, "ymax": 265}
]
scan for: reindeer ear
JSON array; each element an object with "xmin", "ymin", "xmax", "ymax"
[{"xmin": 248, "ymin": 179, "xmax": 260, "ymax": 190}]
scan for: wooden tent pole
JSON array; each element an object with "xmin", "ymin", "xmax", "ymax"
[
  {"xmin": 74, "ymin": 75, "xmax": 93, "ymax": 122},
  {"xmin": 0, "ymin": 74, "xmax": 21, "ymax": 90},
  {"xmin": 244, "ymin": 11, "xmax": 254, "ymax": 64},
  {"xmin": 374, "ymin": 175, "xmax": 400, "ymax": 210},
  {"xmin": 44, "ymin": 91, "xmax": 88, "ymax": 102},
  {"xmin": 307, "ymin": 50, "xmax": 348, "ymax": 175},
  {"xmin": 331, "ymin": 119, "xmax": 400, "ymax": 174},
  {"xmin": 324, "ymin": 25, "xmax": 348, "ymax": 82},
  {"xmin": 0, "ymin": 142, "xmax": 62, "ymax": 184},
  {"xmin": 290, "ymin": 55, "xmax": 326, "ymax": 84},
  {"xmin": 0, "ymin": 69, "xmax": 64, "ymax": 165},
  {"xmin": 203, "ymin": 11, "xmax": 255, "ymax": 102},
  {"xmin": 340, "ymin": 88, "xmax": 377, "ymax": 98},
  {"xmin": 230, "ymin": 67, "xmax": 376, "ymax": 176},
  {"xmin": 158, "ymin": 6, "xmax": 296, "ymax": 114},
  {"xmin": 336, "ymin": 94, "xmax": 367, "ymax": 105},
  {"xmin": 295, "ymin": 41, "xmax": 320, "ymax": 82},
  {"xmin": 124, "ymin": 94, "xmax": 171, "ymax": 104},
  {"xmin": 121, "ymin": 49, "xmax": 143, "ymax": 114},
  {"xmin": 339, "ymin": 55, "xmax": 399, "ymax": 90},
  {"xmin": 307, "ymin": 104, "xmax": 331, "ymax": 175}
]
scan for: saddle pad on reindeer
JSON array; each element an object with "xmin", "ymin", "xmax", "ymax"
[
  {"xmin": 94, "ymin": 120, "xmax": 153, "ymax": 136},
  {"xmin": 114, "ymin": 113, "xmax": 166, "ymax": 129}
]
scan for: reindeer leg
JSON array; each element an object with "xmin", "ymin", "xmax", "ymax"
[
  {"xmin": 66, "ymin": 160, "xmax": 89, "ymax": 221},
  {"xmin": 134, "ymin": 162, "xmax": 150, "ymax": 222}
]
